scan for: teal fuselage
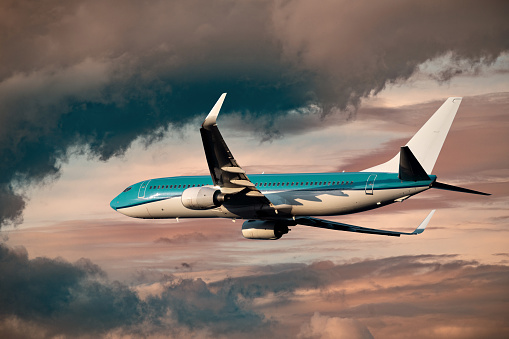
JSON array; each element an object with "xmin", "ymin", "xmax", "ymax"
[{"xmin": 110, "ymin": 172, "xmax": 435, "ymax": 220}]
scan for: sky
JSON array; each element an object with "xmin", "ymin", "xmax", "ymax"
[{"xmin": 1, "ymin": 0, "xmax": 509, "ymax": 338}]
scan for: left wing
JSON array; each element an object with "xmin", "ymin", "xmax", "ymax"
[
  {"xmin": 295, "ymin": 210, "xmax": 435, "ymax": 237},
  {"xmin": 200, "ymin": 94, "xmax": 278, "ymax": 214}
]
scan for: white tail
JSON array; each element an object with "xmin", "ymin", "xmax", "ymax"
[{"xmin": 363, "ymin": 97, "xmax": 462, "ymax": 174}]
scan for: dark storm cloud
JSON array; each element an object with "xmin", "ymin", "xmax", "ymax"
[
  {"xmin": 0, "ymin": 242, "xmax": 269, "ymax": 338},
  {"xmin": 211, "ymin": 255, "xmax": 509, "ymax": 338},
  {"xmin": 2, "ymin": 243, "xmax": 508, "ymax": 338},
  {"xmin": 1, "ymin": 0, "xmax": 508, "ymax": 226},
  {"xmin": 209, "ymin": 255, "xmax": 462, "ymax": 297}
]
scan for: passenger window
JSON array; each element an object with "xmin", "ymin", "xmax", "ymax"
[
  {"xmin": 263, "ymin": 183, "xmax": 267, "ymax": 186},
  {"xmin": 277, "ymin": 183, "xmax": 280, "ymax": 186},
  {"xmin": 328, "ymin": 181, "xmax": 331, "ymax": 185}
]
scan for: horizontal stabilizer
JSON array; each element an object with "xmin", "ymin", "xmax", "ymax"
[
  {"xmin": 432, "ymin": 181, "xmax": 490, "ymax": 196},
  {"xmin": 399, "ymin": 146, "xmax": 431, "ymax": 181},
  {"xmin": 295, "ymin": 210, "xmax": 435, "ymax": 237}
]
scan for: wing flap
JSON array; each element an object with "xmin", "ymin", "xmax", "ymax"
[
  {"xmin": 230, "ymin": 179, "xmax": 255, "ymax": 187},
  {"xmin": 222, "ymin": 166, "xmax": 246, "ymax": 174}
]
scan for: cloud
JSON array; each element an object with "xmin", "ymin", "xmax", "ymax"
[
  {"xmin": 272, "ymin": 0, "xmax": 509, "ymax": 105},
  {"xmin": 1, "ymin": 0, "xmax": 508, "ymax": 227},
  {"xmin": 298, "ymin": 312, "xmax": 373, "ymax": 339},
  {"xmin": 2, "ymin": 239, "xmax": 509, "ymax": 338},
  {"xmin": 0, "ymin": 242, "xmax": 270, "ymax": 338},
  {"xmin": 155, "ymin": 232, "xmax": 211, "ymax": 244},
  {"xmin": 208, "ymin": 255, "xmax": 509, "ymax": 338}
]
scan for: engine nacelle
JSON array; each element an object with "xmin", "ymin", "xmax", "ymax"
[
  {"xmin": 181, "ymin": 186, "xmax": 225, "ymax": 210},
  {"xmin": 241, "ymin": 220, "xmax": 289, "ymax": 240}
]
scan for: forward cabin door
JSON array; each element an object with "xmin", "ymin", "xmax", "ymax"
[
  {"xmin": 365, "ymin": 175, "xmax": 376, "ymax": 195},
  {"xmin": 138, "ymin": 180, "xmax": 151, "ymax": 198}
]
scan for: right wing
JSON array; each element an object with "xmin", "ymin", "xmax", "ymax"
[
  {"xmin": 295, "ymin": 210, "xmax": 435, "ymax": 237},
  {"xmin": 200, "ymin": 94, "xmax": 281, "ymax": 216}
]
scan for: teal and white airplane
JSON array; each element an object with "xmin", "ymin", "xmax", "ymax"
[{"xmin": 111, "ymin": 94, "xmax": 489, "ymax": 239}]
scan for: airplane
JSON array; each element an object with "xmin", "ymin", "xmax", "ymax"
[{"xmin": 110, "ymin": 94, "xmax": 489, "ymax": 239}]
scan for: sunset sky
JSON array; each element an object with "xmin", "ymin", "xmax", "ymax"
[{"xmin": 1, "ymin": 1, "xmax": 509, "ymax": 338}]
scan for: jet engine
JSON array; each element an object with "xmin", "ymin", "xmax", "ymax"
[
  {"xmin": 181, "ymin": 186, "xmax": 226, "ymax": 210},
  {"xmin": 241, "ymin": 220, "xmax": 290, "ymax": 240}
]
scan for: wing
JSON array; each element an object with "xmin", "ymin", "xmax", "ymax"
[
  {"xmin": 295, "ymin": 210, "xmax": 435, "ymax": 237},
  {"xmin": 200, "ymin": 94, "xmax": 278, "ymax": 214}
]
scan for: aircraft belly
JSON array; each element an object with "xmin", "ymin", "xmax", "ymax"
[{"xmin": 288, "ymin": 187, "xmax": 427, "ymax": 216}]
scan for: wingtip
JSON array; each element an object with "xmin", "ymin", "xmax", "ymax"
[
  {"xmin": 202, "ymin": 93, "xmax": 227, "ymax": 129},
  {"xmin": 412, "ymin": 210, "xmax": 435, "ymax": 234}
]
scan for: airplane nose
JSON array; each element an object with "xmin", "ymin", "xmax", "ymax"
[{"xmin": 110, "ymin": 197, "xmax": 119, "ymax": 211}]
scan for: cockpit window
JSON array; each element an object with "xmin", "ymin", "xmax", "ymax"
[{"xmin": 123, "ymin": 187, "xmax": 132, "ymax": 192}]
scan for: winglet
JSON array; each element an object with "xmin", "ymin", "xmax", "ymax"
[
  {"xmin": 411, "ymin": 210, "xmax": 435, "ymax": 234},
  {"xmin": 203, "ymin": 93, "xmax": 227, "ymax": 129}
]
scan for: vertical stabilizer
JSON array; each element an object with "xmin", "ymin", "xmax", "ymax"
[{"xmin": 363, "ymin": 97, "xmax": 462, "ymax": 174}]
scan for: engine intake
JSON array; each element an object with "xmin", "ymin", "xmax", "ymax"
[
  {"xmin": 241, "ymin": 220, "xmax": 289, "ymax": 240},
  {"xmin": 181, "ymin": 186, "xmax": 226, "ymax": 210}
]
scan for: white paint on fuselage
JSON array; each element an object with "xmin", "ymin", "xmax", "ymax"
[{"xmin": 116, "ymin": 186, "xmax": 429, "ymax": 219}]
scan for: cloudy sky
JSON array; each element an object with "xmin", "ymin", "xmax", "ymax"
[{"xmin": 1, "ymin": 0, "xmax": 509, "ymax": 338}]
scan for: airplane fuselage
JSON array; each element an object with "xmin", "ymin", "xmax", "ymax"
[{"xmin": 111, "ymin": 172, "xmax": 435, "ymax": 220}]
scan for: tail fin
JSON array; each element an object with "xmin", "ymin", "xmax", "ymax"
[
  {"xmin": 364, "ymin": 97, "xmax": 462, "ymax": 174},
  {"xmin": 398, "ymin": 146, "xmax": 430, "ymax": 181}
]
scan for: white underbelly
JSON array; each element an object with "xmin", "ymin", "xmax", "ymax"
[{"xmin": 270, "ymin": 187, "xmax": 427, "ymax": 216}]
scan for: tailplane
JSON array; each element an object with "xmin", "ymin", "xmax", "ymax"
[
  {"xmin": 364, "ymin": 97, "xmax": 463, "ymax": 174},
  {"xmin": 430, "ymin": 181, "xmax": 490, "ymax": 196},
  {"xmin": 398, "ymin": 146, "xmax": 490, "ymax": 195}
]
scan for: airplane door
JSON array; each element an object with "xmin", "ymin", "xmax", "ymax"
[
  {"xmin": 365, "ymin": 175, "xmax": 376, "ymax": 195},
  {"xmin": 138, "ymin": 180, "xmax": 150, "ymax": 198}
]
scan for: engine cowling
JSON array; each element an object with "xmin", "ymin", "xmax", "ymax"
[
  {"xmin": 181, "ymin": 186, "xmax": 225, "ymax": 210},
  {"xmin": 241, "ymin": 220, "xmax": 289, "ymax": 240}
]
